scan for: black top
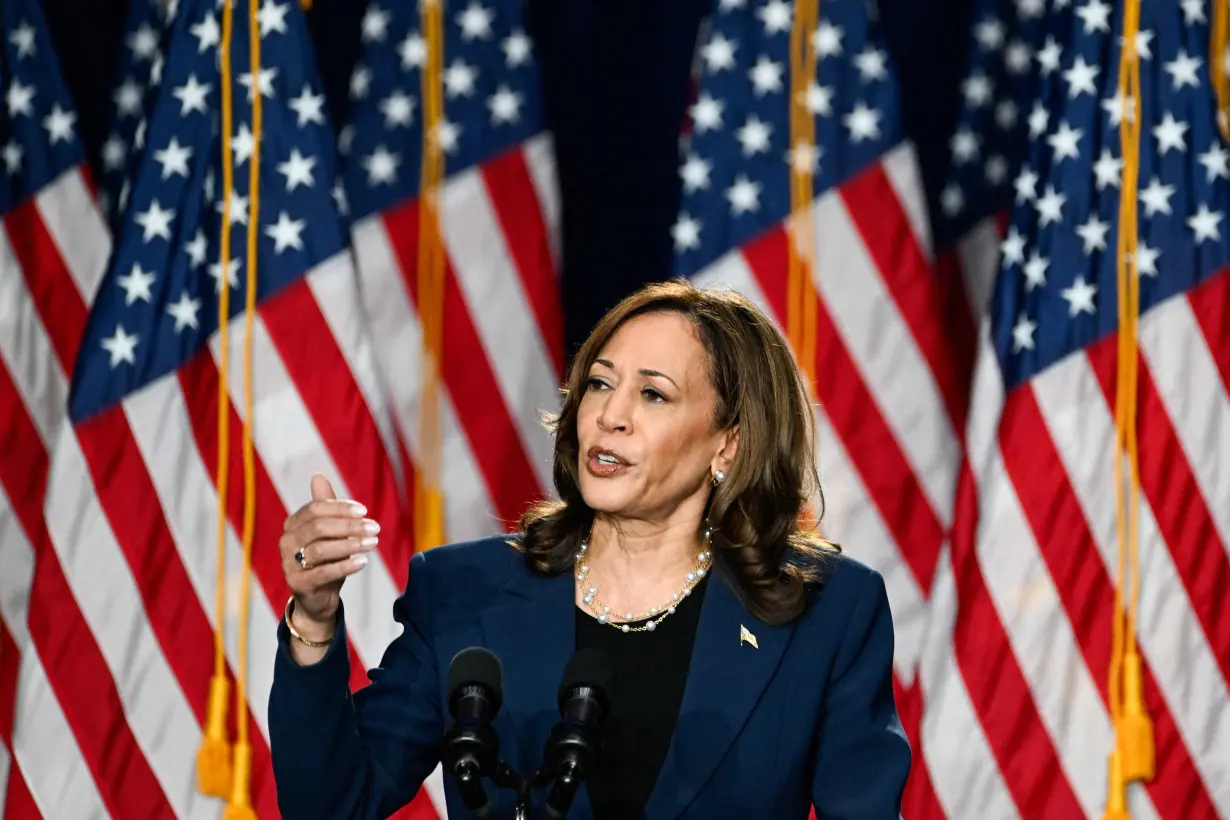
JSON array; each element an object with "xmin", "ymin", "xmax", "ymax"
[{"xmin": 574, "ymin": 575, "xmax": 709, "ymax": 819}]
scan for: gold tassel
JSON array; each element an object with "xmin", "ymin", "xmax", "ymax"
[
  {"xmin": 1212, "ymin": 0, "xmax": 1230, "ymax": 140},
  {"xmin": 786, "ymin": 0, "xmax": 819, "ymax": 386},
  {"xmin": 1101, "ymin": 749, "xmax": 1132, "ymax": 820},
  {"xmin": 785, "ymin": 0, "xmax": 822, "ymax": 524},
  {"xmin": 196, "ymin": 674, "xmax": 233, "ymax": 796},
  {"xmin": 223, "ymin": 741, "xmax": 258, "ymax": 820},
  {"xmin": 198, "ymin": 0, "xmax": 238, "ymax": 798},
  {"xmin": 224, "ymin": 0, "xmax": 265, "ymax": 812},
  {"xmin": 1110, "ymin": 0, "xmax": 1153, "ymax": 801},
  {"xmin": 415, "ymin": 481, "xmax": 446, "ymax": 551},
  {"xmin": 1117, "ymin": 650, "xmax": 1155, "ymax": 782},
  {"xmin": 415, "ymin": 0, "xmax": 447, "ymax": 550}
]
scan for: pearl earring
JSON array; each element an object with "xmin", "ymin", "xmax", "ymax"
[{"xmin": 712, "ymin": 470, "xmax": 725, "ymax": 486}]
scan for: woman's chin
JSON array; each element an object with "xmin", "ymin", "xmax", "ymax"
[{"xmin": 578, "ymin": 479, "xmax": 632, "ymax": 515}]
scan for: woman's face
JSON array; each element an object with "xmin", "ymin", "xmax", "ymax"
[{"xmin": 576, "ymin": 311, "xmax": 736, "ymax": 525}]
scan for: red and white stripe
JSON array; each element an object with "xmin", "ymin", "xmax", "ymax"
[
  {"xmin": 921, "ymin": 210, "xmax": 1230, "ymax": 820},
  {"xmin": 691, "ymin": 141, "xmax": 1230, "ymax": 819},
  {"xmin": 22, "ymin": 101, "xmax": 1229, "ymax": 820},
  {"xmin": 692, "ymin": 141, "xmax": 956, "ymax": 819},
  {"xmin": 349, "ymin": 134, "xmax": 564, "ymax": 539},
  {"xmin": 1, "ymin": 138, "xmax": 561, "ymax": 819}
]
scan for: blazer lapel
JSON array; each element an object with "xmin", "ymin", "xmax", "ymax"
[
  {"xmin": 478, "ymin": 561, "xmax": 577, "ymax": 778},
  {"xmin": 645, "ymin": 571, "xmax": 796, "ymax": 819}
]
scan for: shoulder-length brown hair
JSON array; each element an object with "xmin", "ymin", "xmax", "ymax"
[{"xmin": 516, "ymin": 279, "xmax": 839, "ymax": 626}]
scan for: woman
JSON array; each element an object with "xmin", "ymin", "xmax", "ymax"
[{"xmin": 269, "ymin": 281, "xmax": 910, "ymax": 819}]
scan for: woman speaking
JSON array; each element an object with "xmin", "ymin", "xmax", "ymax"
[{"xmin": 268, "ymin": 281, "xmax": 910, "ymax": 819}]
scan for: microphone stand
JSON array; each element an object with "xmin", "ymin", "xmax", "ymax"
[
  {"xmin": 464, "ymin": 731, "xmax": 600, "ymax": 815},
  {"xmin": 452, "ymin": 759, "xmax": 492, "ymax": 818},
  {"xmin": 543, "ymin": 760, "xmax": 582, "ymax": 820},
  {"xmin": 492, "ymin": 760, "xmax": 548, "ymax": 820}
]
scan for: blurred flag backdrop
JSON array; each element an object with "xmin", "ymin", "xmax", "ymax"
[{"xmin": 2, "ymin": 0, "xmax": 1228, "ymax": 818}]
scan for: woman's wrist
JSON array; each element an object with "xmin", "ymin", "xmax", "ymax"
[{"xmin": 286, "ymin": 598, "xmax": 337, "ymax": 646}]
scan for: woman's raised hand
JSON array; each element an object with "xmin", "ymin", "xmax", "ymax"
[{"xmin": 279, "ymin": 474, "xmax": 378, "ymax": 640}]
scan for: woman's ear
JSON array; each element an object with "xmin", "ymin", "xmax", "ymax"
[{"xmin": 712, "ymin": 424, "xmax": 739, "ymax": 476}]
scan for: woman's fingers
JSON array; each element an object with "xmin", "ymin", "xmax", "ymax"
[
  {"xmin": 277, "ymin": 478, "xmax": 371, "ymax": 624},
  {"xmin": 290, "ymin": 535, "xmax": 378, "ymax": 569},
  {"xmin": 287, "ymin": 552, "xmax": 370, "ymax": 593},
  {"xmin": 283, "ymin": 498, "xmax": 367, "ymax": 533},
  {"xmin": 281, "ymin": 515, "xmax": 381, "ymax": 554}
]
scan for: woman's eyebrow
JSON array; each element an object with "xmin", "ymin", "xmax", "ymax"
[{"xmin": 593, "ymin": 359, "xmax": 680, "ymax": 389}]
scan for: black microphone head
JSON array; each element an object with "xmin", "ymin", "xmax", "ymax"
[
  {"xmin": 448, "ymin": 647, "xmax": 503, "ymax": 715},
  {"xmin": 543, "ymin": 648, "xmax": 615, "ymax": 814},
  {"xmin": 557, "ymin": 647, "xmax": 615, "ymax": 710}
]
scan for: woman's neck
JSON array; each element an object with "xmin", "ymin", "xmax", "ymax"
[{"xmin": 586, "ymin": 515, "xmax": 706, "ymax": 585}]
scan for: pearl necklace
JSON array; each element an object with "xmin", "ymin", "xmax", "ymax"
[{"xmin": 573, "ymin": 535, "xmax": 713, "ymax": 634}]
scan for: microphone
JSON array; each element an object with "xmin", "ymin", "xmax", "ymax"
[
  {"xmin": 441, "ymin": 647, "xmax": 504, "ymax": 818},
  {"xmin": 541, "ymin": 648, "xmax": 615, "ymax": 819}
]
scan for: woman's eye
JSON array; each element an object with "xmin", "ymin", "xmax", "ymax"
[
  {"xmin": 585, "ymin": 377, "xmax": 609, "ymax": 391},
  {"xmin": 642, "ymin": 388, "xmax": 666, "ymax": 403}
]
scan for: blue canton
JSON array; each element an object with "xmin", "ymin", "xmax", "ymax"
[
  {"xmin": 941, "ymin": 0, "xmax": 1230, "ymax": 391},
  {"xmin": 340, "ymin": 0, "xmax": 543, "ymax": 223},
  {"xmin": 68, "ymin": 0, "xmax": 348, "ymax": 423},
  {"xmin": 0, "ymin": 0, "xmax": 84, "ymax": 218},
  {"xmin": 96, "ymin": 0, "xmax": 181, "ymax": 231},
  {"xmin": 672, "ymin": 0, "xmax": 903, "ymax": 279}
]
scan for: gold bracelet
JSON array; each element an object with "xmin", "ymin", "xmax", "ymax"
[{"xmin": 284, "ymin": 597, "xmax": 334, "ymax": 648}]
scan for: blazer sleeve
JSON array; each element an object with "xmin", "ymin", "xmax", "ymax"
[
  {"xmin": 268, "ymin": 550, "xmax": 444, "ymax": 820},
  {"xmin": 811, "ymin": 569, "xmax": 911, "ymax": 819}
]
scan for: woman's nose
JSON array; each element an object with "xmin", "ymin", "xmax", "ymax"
[{"xmin": 596, "ymin": 388, "xmax": 633, "ymax": 432}]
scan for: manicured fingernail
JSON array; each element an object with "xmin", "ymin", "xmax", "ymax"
[
  {"xmin": 360, "ymin": 536, "xmax": 378, "ymax": 550},
  {"xmin": 352, "ymin": 554, "xmax": 368, "ymax": 567},
  {"xmin": 348, "ymin": 501, "xmax": 368, "ymax": 517},
  {"xmin": 362, "ymin": 519, "xmax": 380, "ymax": 536}
]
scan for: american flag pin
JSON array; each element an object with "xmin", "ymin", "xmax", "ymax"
[{"xmin": 739, "ymin": 624, "xmax": 758, "ymax": 649}]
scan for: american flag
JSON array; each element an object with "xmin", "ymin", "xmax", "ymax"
[
  {"xmin": 672, "ymin": 0, "xmax": 966, "ymax": 814},
  {"xmin": 338, "ymin": 0, "xmax": 563, "ymax": 550},
  {"xmin": 920, "ymin": 0, "xmax": 1230, "ymax": 818},
  {"xmin": 0, "ymin": 0, "xmax": 108, "ymax": 815},
  {"xmin": 2, "ymin": 0, "xmax": 562, "ymax": 814},
  {"xmin": 95, "ymin": 0, "xmax": 178, "ymax": 231},
  {"xmin": 3, "ymin": 0, "xmax": 376, "ymax": 816},
  {"xmin": 333, "ymin": 0, "xmax": 565, "ymax": 813}
]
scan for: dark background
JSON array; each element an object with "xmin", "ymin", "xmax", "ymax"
[{"xmin": 43, "ymin": 0, "xmax": 977, "ymax": 355}]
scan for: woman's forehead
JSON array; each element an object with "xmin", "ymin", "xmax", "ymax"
[{"xmin": 597, "ymin": 314, "xmax": 707, "ymax": 375}]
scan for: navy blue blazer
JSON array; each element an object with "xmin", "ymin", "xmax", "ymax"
[{"xmin": 268, "ymin": 535, "xmax": 910, "ymax": 819}]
